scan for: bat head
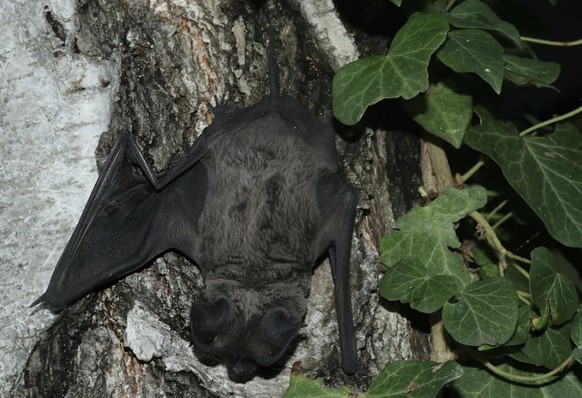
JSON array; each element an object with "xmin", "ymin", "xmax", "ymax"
[{"xmin": 189, "ymin": 295, "xmax": 301, "ymax": 381}]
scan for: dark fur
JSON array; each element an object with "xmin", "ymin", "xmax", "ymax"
[
  {"xmin": 192, "ymin": 101, "xmax": 333, "ymax": 379},
  {"xmin": 33, "ymin": 44, "xmax": 358, "ymax": 381}
]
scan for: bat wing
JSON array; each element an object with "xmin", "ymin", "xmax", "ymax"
[
  {"xmin": 32, "ymin": 131, "xmax": 208, "ymax": 311},
  {"xmin": 316, "ymin": 173, "xmax": 358, "ymax": 374}
]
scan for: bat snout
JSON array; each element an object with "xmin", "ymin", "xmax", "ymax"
[{"xmin": 228, "ymin": 359, "xmax": 258, "ymax": 383}]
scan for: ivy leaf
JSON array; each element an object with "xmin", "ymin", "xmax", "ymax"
[
  {"xmin": 529, "ymin": 247, "xmax": 578, "ymax": 325},
  {"xmin": 437, "ymin": 29, "xmax": 505, "ymax": 94},
  {"xmin": 506, "ymin": 261, "xmax": 531, "ymax": 295},
  {"xmin": 442, "ymin": 277, "xmax": 519, "ymax": 346},
  {"xmin": 508, "ymin": 351, "xmax": 540, "ymax": 366},
  {"xmin": 365, "ymin": 360, "xmax": 463, "ymax": 397},
  {"xmin": 389, "ymin": 0, "xmax": 402, "ymax": 6},
  {"xmin": 503, "ymin": 54, "xmax": 561, "ymax": 89},
  {"xmin": 285, "ymin": 361, "xmax": 463, "ymax": 398},
  {"xmin": 450, "ymin": 363, "xmax": 582, "ymax": 397},
  {"xmin": 448, "ymin": 0, "xmax": 522, "ymax": 47},
  {"xmin": 380, "ymin": 186, "xmax": 487, "ymax": 288},
  {"xmin": 571, "ymin": 310, "xmax": 582, "ymax": 347},
  {"xmin": 574, "ymin": 348, "xmax": 582, "ymax": 365},
  {"xmin": 473, "ymin": 250, "xmax": 498, "ymax": 279},
  {"xmin": 479, "ymin": 263, "xmax": 499, "ymax": 280},
  {"xmin": 378, "ymin": 256, "xmax": 457, "ymax": 313},
  {"xmin": 464, "ymin": 106, "xmax": 582, "ymax": 248},
  {"xmin": 283, "ymin": 363, "xmax": 352, "ymax": 397},
  {"xmin": 520, "ymin": 323, "xmax": 572, "ymax": 369},
  {"xmin": 332, "ymin": 13, "xmax": 449, "ymax": 125},
  {"xmin": 504, "ymin": 305, "xmax": 531, "ymax": 347},
  {"xmin": 402, "ymin": 80, "xmax": 473, "ymax": 148}
]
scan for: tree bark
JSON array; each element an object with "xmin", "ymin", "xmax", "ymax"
[{"xmin": 11, "ymin": 0, "xmax": 430, "ymax": 396}]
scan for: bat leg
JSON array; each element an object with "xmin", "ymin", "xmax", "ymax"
[
  {"xmin": 316, "ymin": 174, "xmax": 358, "ymax": 374},
  {"xmin": 32, "ymin": 131, "xmax": 208, "ymax": 311}
]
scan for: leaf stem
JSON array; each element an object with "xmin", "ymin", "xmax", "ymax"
[
  {"xmin": 470, "ymin": 211, "xmax": 531, "ymax": 277},
  {"xmin": 512, "ymin": 263, "xmax": 530, "ymax": 280},
  {"xmin": 516, "ymin": 292, "xmax": 531, "ymax": 306},
  {"xmin": 487, "ymin": 200, "xmax": 507, "ymax": 221},
  {"xmin": 519, "ymin": 104, "xmax": 582, "ymax": 137},
  {"xmin": 521, "ymin": 36, "xmax": 582, "ymax": 47},
  {"xmin": 457, "ymin": 160, "xmax": 485, "ymax": 184},
  {"xmin": 516, "ymin": 290, "xmax": 531, "ymax": 305},
  {"xmin": 478, "ymin": 354, "xmax": 574, "ymax": 384},
  {"xmin": 532, "ymin": 307, "xmax": 550, "ymax": 330},
  {"xmin": 492, "ymin": 212, "xmax": 513, "ymax": 230},
  {"xmin": 445, "ymin": 0, "xmax": 458, "ymax": 12}
]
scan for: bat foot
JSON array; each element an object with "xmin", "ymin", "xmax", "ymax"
[{"xmin": 209, "ymin": 93, "xmax": 236, "ymax": 118}]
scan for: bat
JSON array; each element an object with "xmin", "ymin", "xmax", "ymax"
[{"xmin": 32, "ymin": 36, "xmax": 358, "ymax": 381}]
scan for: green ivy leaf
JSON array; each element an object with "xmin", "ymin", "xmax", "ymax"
[
  {"xmin": 520, "ymin": 323, "xmax": 572, "ymax": 369},
  {"xmin": 506, "ymin": 261, "xmax": 530, "ymax": 295},
  {"xmin": 365, "ymin": 360, "xmax": 463, "ymax": 397},
  {"xmin": 437, "ymin": 29, "xmax": 505, "ymax": 94},
  {"xmin": 505, "ymin": 305, "xmax": 532, "ymax": 346},
  {"xmin": 479, "ymin": 263, "xmax": 499, "ymax": 280},
  {"xmin": 389, "ymin": 0, "xmax": 402, "ymax": 6},
  {"xmin": 473, "ymin": 249, "xmax": 496, "ymax": 267},
  {"xmin": 574, "ymin": 348, "xmax": 582, "ymax": 365},
  {"xmin": 283, "ymin": 365, "xmax": 352, "ymax": 397},
  {"xmin": 464, "ymin": 106, "xmax": 582, "ymax": 248},
  {"xmin": 450, "ymin": 363, "xmax": 582, "ymax": 397},
  {"xmin": 284, "ymin": 361, "xmax": 464, "ymax": 398},
  {"xmin": 332, "ymin": 13, "xmax": 449, "ymax": 125},
  {"xmin": 503, "ymin": 54, "xmax": 561, "ymax": 89},
  {"xmin": 380, "ymin": 186, "xmax": 487, "ymax": 288},
  {"xmin": 448, "ymin": 0, "xmax": 522, "ymax": 47},
  {"xmin": 529, "ymin": 247, "xmax": 578, "ymax": 325},
  {"xmin": 571, "ymin": 310, "xmax": 582, "ymax": 347},
  {"xmin": 402, "ymin": 80, "xmax": 473, "ymax": 148},
  {"xmin": 508, "ymin": 351, "xmax": 539, "ymax": 366},
  {"xmin": 442, "ymin": 277, "xmax": 519, "ymax": 346},
  {"xmin": 379, "ymin": 256, "xmax": 458, "ymax": 313}
]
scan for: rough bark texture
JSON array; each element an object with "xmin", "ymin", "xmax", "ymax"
[{"xmin": 12, "ymin": 0, "xmax": 429, "ymax": 396}]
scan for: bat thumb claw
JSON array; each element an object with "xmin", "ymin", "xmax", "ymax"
[{"xmin": 29, "ymin": 294, "xmax": 46, "ymax": 309}]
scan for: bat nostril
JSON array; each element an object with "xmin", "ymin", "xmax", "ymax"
[
  {"xmin": 233, "ymin": 360, "xmax": 244, "ymax": 374},
  {"xmin": 230, "ymin": 359, "xmax": 257, "ymax": 381}
]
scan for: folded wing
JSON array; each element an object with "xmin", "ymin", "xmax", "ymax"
[{"xmin": 32, "ymin": 132, "xmax": 208, "ymax": 311}]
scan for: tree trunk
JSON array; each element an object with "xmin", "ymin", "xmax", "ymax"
[{"xmin": 7, "ymin": 0, "xmax": 430, "ymax": 396}]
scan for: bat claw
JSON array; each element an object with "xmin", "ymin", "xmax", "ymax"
[
  {"xmin": 29, "ymin": 293, "xmax": 46, "ymax": 309},
  {"xmin": 208, "ymin": 93, "xmax": 236, "ymax": 117},
  {"xmin": 29, "ymin": 294, "xmax": 52, "ymax": 315}
]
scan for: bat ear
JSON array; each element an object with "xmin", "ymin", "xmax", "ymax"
[
  {"xmin": 262, "ymin": 308, "xmax": 299, "ymax": 347},
  {"xmin": 190, "ymin": 297, "xmax": 232, "ymax": 337},
  {"xmin": 253, "ymin": 307, "xmax": 299, "ymax": 366}
]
